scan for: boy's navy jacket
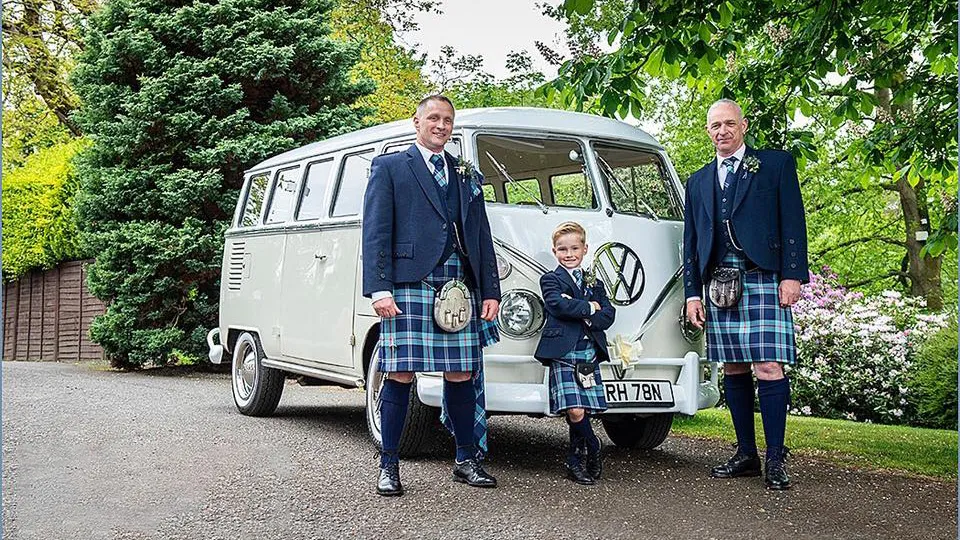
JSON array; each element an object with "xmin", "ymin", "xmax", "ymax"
[{"xmin": 534, "ymin": 266, "xmax": 615, "ymax": 365}]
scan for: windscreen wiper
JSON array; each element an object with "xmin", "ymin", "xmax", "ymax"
[
  {"xmin": 597, "ymin": 155, "xmax": 660, "ymax": 221},
  {"xmin": 484, "ymin": 151, "xmax": 549, "ymax": 214}
]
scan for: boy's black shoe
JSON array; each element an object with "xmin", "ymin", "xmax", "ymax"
[
  {"xmin": 452, "ymin": 459, "xmax": 498, "ymax": 488},
  {"xmin": 566, "ymin": 459, "xmax": 595, "ymax": 485},
  {"xmin": 376, "ymin": 463, "xmax": 403, "ymax": 496},
  {"xmin": 584, "ymin": 435, "xmax": 603, "ymax": 479},
  {"xmin": 710, "ymin": 448, "xmax": 762, "ymax": 478},
  {"xmin": 764, "ymin": 447, "xmax": 792, "ymax": 490}
]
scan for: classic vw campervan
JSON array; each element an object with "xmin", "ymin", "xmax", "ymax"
[{"xmin": 208, "ymin": 107, "xmax": 720, "ymax": 454}]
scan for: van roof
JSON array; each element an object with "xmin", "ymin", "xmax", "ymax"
[{"xmin": 250, "ymin": 107, "xmax": 662, "ymax": 172}]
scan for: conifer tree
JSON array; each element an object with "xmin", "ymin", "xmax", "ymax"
[{"xmin": 72, "ymin": 0, "xmax": 372, "ymax": 367}]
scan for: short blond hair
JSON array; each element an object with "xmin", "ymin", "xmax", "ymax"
[{"xmin": 552, "ymin": 221, "xmax": 587, "ymax": 246}]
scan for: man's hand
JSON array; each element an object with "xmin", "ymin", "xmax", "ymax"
[
  {"xmin": 480, "ymin": 299, "xmax": 499, "ymax": 321},
  {"xmin": 779, "ymin": 279, "xmax": 801, "ymax": 307},
  {"xmin": 373, "ymin": 297, "xmax": 402, "ymax": 318},
  {"xmin": 686, "ymin": 299, "xmax": 706, "ymax": 329}
]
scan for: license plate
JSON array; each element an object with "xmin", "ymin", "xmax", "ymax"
[{"xmin": 603, "ymin": 380, "xmax": 674, "ymax": 407}]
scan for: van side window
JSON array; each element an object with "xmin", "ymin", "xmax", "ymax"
[
  {"xmin": 296, "ymin": 159, "xmax": 335, "ymax": 221},
  {"xmin": 240, "ymin": 173, "xmax": 270, "ymax": 227},
  {"xmin": 264, "ymin": 166, "xmax": 300, "ymax": 224},
  {"xmin": 331, "ymin": 150, "xmax": 374, "ymax": 217},
  {"xmin": 504, "ymin": 178, "xmax": 542, "ymax": 204},
  {"xmin": 550, "ymin": 173, "xmax": 596, "ymax": 209}
]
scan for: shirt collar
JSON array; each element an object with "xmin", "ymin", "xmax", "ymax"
[
  {"xmin": 716, "ymin": 144, "xmax": 747, "ymax": 170},
  {"xmin": 415, "ymin": 142, "xmax": 445, "ymax": 169},
  {"xmin": 562, "ymin": 266, "xmax": 583, "ymax": 280}
]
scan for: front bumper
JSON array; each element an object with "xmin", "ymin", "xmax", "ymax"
[{"xmin": 417, "ymin": 351, "xmax": 720, "ymax": 416}]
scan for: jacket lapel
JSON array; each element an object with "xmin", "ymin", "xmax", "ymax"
[
  {"xmin": 731, "ymin": 146, "xmax": 755, "ymax": 215},
  {"xmin": 698, "ymin": 163, "xmax": 716, "ymax": 224},
  {"xmin": 448, "ymin": 152, "xmax": 469, "ymax": 226},
  {"xmin": 556, "ymin": 266, "xmax": 584, "ymax": 299},
  {"xmin": 405, "ymin": 145, "xmax": 445, "ymax": 217}
]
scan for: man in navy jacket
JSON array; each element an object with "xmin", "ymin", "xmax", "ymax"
[
  {"xmin": 362, "ymin": 95, "xmax": 501, "ymax": 496},
  {"xmin": 683, "ymin": 99, "xmax": 808, "ymax": 490}
]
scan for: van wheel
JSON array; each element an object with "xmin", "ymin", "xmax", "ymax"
[
  {"xmin": 232, "ymin": 332, "xmax": 284, "ymax": 416},
  {"xmin": 601, "ymin": 413, "xmax": 674, "ymax": 449},
  {"xmin": 365, "ymin": 343, "xmax": 441, "ymax": 457}
]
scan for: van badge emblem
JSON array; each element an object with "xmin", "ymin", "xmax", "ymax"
[{"xmin": 593, "ymin": 242, "xmax": 645, "ymax": 306}]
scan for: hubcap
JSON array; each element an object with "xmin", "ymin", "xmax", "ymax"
[
  {"xmin": 366, "ymin": 346, "xmax": 386, "ymax": 441},
  {"xmin": 234, "ymin": 341, "xmax": 257, "ymax": 400}
]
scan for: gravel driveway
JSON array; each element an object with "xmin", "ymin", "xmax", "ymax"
[{"xmin": 2, "ymin": 361, "xmax": 956, "ymax": 540}]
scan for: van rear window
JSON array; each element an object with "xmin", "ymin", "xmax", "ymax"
[{"xmin": 240, "ymin": 173, "xmax": 269, "ymax": 227}]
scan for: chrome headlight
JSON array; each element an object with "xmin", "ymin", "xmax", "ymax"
[
  {"xmin": 495, "ymin": 251, "xmax": 512, "ymax": 279},
  {"xmin": 497, "ymin": 290, "xmax": 545, "ymax": 338},
  {"xmin": 679, "ymin": 303, "xmax": 703, "ymax": 343}
]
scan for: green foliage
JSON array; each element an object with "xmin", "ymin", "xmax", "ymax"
[
  {"xmin": 331, "ymin": 0, "xmax": 432, "ymax": 122},
  {"xmin": 908, "ymin": 318, "xmax": 959, "ymax": 430},
  {"xmin": 548, "ymin": 0, "xmax": 956, "ymax": 308},
  {"xmin": 72, "ymin": 0, "xmax": 372, "ymax": 368},
  {"xmin": 2, "ymin": 95, "xmax": 75, "ymax": 174},
  {"xmin": 2, "ymin": 138, "xmax": 89, "ymax": 279}
]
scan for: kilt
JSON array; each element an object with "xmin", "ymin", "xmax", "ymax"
[
  {"xmin": 548, "ymin": 339, "xmax": 608, "ymax": 415},
  {"xmin": 378, "ymin": 252, "xmax": 497, "ymax": 373},
  {"xmin": 706, "ymin": 251, "xmax": 797, "ymax": 365}
]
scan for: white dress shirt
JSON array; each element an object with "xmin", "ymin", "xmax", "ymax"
[{"xmin": 371, "ymin": 143, "xmax": 449, "ymax": 304}]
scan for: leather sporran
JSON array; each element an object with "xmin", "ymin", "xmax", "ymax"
[
  {"xmin": 708, "ymin": 266, "xmax": 743, "ymax": 308},
  {"xmin": 433, "ymin": 279, "xmax": 472, "ymax": 332},
  {"xmin": 575, "ymin": 362, "xmax": 596, "ymax": 389}
]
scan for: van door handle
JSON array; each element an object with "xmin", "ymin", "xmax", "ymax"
[{"xmin": 314, "ymin": 253, "xmax": 327, "ymax": 261}]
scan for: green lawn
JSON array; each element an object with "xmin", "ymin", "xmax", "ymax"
[{"xmin": 673, "ymin": 408, "xmax": 958, "ymax": 479}]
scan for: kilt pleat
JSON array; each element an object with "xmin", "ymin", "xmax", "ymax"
[
  {"xmin": 379, "ymin": 252, "xmax": 492, "ymax": 373},
  {"xmin": 706, "ymin": 251, "xmax": 797, "ymax": 365},
  {"xmin": 549, "ymin": 340, "xmax": 608, "ymax": 414}
]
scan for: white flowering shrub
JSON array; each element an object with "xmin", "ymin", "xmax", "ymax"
[{"xmin": 788, "ymin": 268, "xmax": 951, "ymax": 425}]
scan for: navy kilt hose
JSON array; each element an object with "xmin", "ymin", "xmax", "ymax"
[
  {"xmin": 378, "ymin": 252, "xmax": 497, "ymax": 373},
  {"xmin": 706, "ymin": 251, "xmax": 797, "ymax": 365},
  {"xmin": 549, "ymin": 340, "xmax": 608, "ymax": 415}
]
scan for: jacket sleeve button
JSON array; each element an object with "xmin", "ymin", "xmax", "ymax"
[
  {"xmin": 790, "ymin": 263, "xmax": 797, "ymax": 269},
  {"xmin": 789, "ymin": 239, "xmax": 796, "ymax": 245},
  {"xmin": 380, "ymin": 272, "xmax": 386, "ymax": 278}
]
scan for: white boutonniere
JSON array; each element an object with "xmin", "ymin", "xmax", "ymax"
[
  {"xmin": 742, "ymin": 155, "xmax": 761, "ymax": 175},
  {"xmin": 583, "ymin": 265, "xmax": 598, "ymax": 288},
  {"xmin": 457, "ymin": 157, "xmax": 483, "ymax": 200}
]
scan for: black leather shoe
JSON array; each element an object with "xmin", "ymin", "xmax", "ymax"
[
  {"xmin": 765, "ymin": 448, "xmax": 792, "ymax": 490},
  {"xmin": 584, "ymin": 435, "xmax": 603, "ymax": 480},
  {"xmin": 566, "ymin": 459, "xmax": 595, "ymax": 485},
  {"xmin": 711, "ymin": 449, "xmax": 762, "ymax": 478},
  {"xmin": 377, "ymin": 463, "xmax": 403, "ymax": 496},
  {"xmin": 452, "ymin": 459, "xmax": 498, "ymax": 488}
]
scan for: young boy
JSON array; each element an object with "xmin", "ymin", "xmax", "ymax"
[{"xmin": 535, "ymin": 221, "xmax": 616, "ymax": 485}]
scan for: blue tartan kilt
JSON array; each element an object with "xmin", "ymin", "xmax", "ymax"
[
  {"xmin": 548, "ymin": 340, "xmax": 609, "ymax": 414},
  {"xmin": 378, "ymin": 252, "xmax": 498, "ymax": 373},
  {"xmin": 706, "ymin": 251, "xmax": 797, "ymax": 365}
]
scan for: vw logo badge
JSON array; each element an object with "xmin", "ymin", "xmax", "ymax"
[{"xmin": 593, "ymin": 242, "xmax": 644, "ymax": 306}]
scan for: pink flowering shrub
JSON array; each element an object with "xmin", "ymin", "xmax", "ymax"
[{"xmin": 788, "ymin": 267, "xmax": 951, "ymax": 425}]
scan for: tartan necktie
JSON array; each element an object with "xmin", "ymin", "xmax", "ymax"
[
  {"xmin": 429, "ymin": 154, "xmax": 447, "ymax": 188},
  {"xmin": 721, "ymin": 156, "xmax": 738, "ymax": 190},
  {"xmin": 573, "ymin": 268, "xmax": 583, "ymax": 290}
]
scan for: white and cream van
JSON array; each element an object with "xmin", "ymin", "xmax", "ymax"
[{"xmin": 208, "ymin": 107, "xmax": 720, "ymax": 454}]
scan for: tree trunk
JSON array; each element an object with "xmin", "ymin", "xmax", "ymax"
[{"xmin": 877, "ymin": 87, "xmax": 943, "ymax": 310}]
